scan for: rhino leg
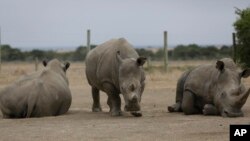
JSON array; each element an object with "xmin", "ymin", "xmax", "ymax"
[
  {"xmin": 202, "ymin": 104, "xmax": 219, "ymax": 116},
  {"xmin": 107, "ymin": 94, "xmax": 122, "ymax": 116},
  {"xmin": 109, "ymin": 94, "xmax": 122, "ymax": 116},
  {"xmin": 168, "ymin": 71, "xmax": 191, "ymax": 113},
  {"xmin": 107, "ymin": 96, "xmax": 112, "ymax": 112},
  {"xmin": 92, "ymin": 87, "xmax": 102, "ymax": 112},
  {"xmin": 181, "ymin": 91, "xmax": 200, "ymax": 115},
  {"xmin": 103, "ymin": 83, "xmax": 122, "ymax": 116}
]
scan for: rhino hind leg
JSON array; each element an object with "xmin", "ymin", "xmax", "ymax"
[
  {"xmin": 92, "ymin": 87, "xmax": 102, "ymax": 112},
  {"xmin": 168, "ymin": 71, "xmax": 191, "ymax": 113},
  {"xmin": 181, "ymin": 91, "xmax": 200, "ymax": 115}
]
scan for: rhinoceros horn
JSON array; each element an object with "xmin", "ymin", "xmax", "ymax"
[
  {"xmin": 240, "ymin": 69, "xmax": 250, "ymax": 78},
  {"xmin": 237, "ymin": 88, "xmax": 250, "ymax": 107}
]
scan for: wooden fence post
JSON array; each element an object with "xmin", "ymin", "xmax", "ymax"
[
  {"xmin": 87, "ymin": 29, "xmax": 91, "ymax": 53},
  {"xmin": 35, "ymin": 57, "xmax": 38, "ymax": 71},
  {"xmin": 163, "ymin": 31, "xmax": 168, "ymax": 72},
  {"xmin": 232, "ymin": 32, "xmax": 237, "ymax": 63},
  {"xmin": 147, "ymin": 57, "xmax": 151, "ymax": 70}
]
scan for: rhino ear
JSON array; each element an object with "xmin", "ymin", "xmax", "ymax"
[
  {"xmin": 240, "ymin": 69, "xmax": 250, "ymax": 78},
  {"xmin": 64, "ymin": 62, "xmax": 70, "ymax": 71},
  {"xmin": 136, "ymin": 57, "xmax": 147, "ymax": 66},
  {"xmin": 43, "ymin": 60, "xmax": 48, "ymax": 67},
  {"xmin": 116, "ymin": 51, "xmax": 123, "ymax": 64},
  {"xmin": 216, "ymin": 60, "xmax": 224, "ymax": 71}
]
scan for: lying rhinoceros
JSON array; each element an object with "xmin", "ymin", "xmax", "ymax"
[
  {"xmin": 168, "ymin": 58, "xmax": 250, "ymax": 117},
  {"xmin": 0, "ymin": 59, "xmax": 72, "ymax": 118},
  {"xmin": 85, "ymin": 38, "xmax": 146, "ymax": 117}
]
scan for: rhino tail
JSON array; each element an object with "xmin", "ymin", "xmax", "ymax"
[{"xmin": 168, "ymin": 70, "xmax": 192, "ymax": 113}]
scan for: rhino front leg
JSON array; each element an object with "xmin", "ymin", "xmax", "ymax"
[
  {"xmin": 109, "ymin": 94, "xmax": 122, "ymax": 116},
  {"xmin": 103, "ymin": 83, "xmax": 122, "ymax": 116},
  {"xmin": 181, "ymin": 91, "xmax": 200, "ymax": 115},
  {"xmin": 92, "ymin": 87, "xmax": 102, "ymax": 112},
  {"xmin": 107, "ymin": 96, "xmax": 112, "ymax": 112},
  {"xmin": 202, "ymin": 104, "xmax": 219, "ymax": 116}
]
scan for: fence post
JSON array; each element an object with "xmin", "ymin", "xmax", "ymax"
[
  {"xmin": 87, "ymin": 29, "xmax": 91, "ymax": 53},
  {"xmin": 35, "ymin": 57, "xmax": 38, "ymax": 71},
  {"xmin": 232, "ymin": 32, "xmax": 237, "ymax": 63},
  {"xmin": 163, "ymin": 31, "xmax": 168, "ymax": 72},
  {"xmin": 147, "ymin": 57, "xmax": 151, "ymax": 70}
]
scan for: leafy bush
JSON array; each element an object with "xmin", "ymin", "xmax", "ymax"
[{"xmin": 234, "ymin": 7, "xmax": 250, "ymax": 68}]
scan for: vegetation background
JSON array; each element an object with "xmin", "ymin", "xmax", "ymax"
[
  {"xmin": 0, "ymin": 44, "xmax": 232, "ymax": 62},
  {"xmin": 234, "ymin": 7, "xmax": 250, "ymax": 68}
]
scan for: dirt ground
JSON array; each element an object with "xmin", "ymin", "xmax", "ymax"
[{"xmin": 0, "ymin": 60, "xmax": 250, "ymax": 141}]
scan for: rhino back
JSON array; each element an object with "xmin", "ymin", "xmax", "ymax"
[
  {"xmin": 34, "ymin": 69, "xmax": 71, "ymax": 116},
  {"xmin": 86, "ymin": 38, "xmax": 139, "ymax": 91}
]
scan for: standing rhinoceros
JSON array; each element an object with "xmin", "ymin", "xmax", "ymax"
[
  {"xmin": 168, "ymin": 58, "xmax": 250, "ymax": 117},
  {"xmin": 0, "ymin": 59, "xmax": 72, "ymax": 118},
  {"xmin": 85, "ymin": 38, "xmax": 146, "ymax": 117}
]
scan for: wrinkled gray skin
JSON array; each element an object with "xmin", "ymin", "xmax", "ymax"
[
  {"xmin": 0, "ymin": 59, "xmax": 72, "ymax": 118},
  {"xmin": 168, "ymin": 58, "xmax": 250, "ymax": 117},
  {"xmin": 85, "ymin": 38, "xmax": 146, "ymax": 117}
]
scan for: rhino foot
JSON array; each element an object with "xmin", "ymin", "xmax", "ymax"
[
  {"xmin": 92, "ymin": 107, "xmax": 102, "ymax": 112},
  {"xmin": 111, "ymin": 110, "xmax": 122, "ymax": 116},
  {"xmin": 168, "ymin": 106, "xmax": 175, "ymax": 112},
  {"xmin": 131, "ymin": 111, "xmax": 142, "ymax": 117}
]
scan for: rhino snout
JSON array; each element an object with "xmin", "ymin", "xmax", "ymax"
[
  {"xmin": 130, "ymin": 95, "xmax": 138, "ymax": 103},
  {"xmin": 124, "ymin": 104, "xmax": 140, "ymax": 112},
  {"xmin": 124, "ymin": 94, "xmax": 140, "ymax": 112}
]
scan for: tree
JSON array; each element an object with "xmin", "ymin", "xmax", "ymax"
[
  {"xmin": 1, "ymin": 45, "xmax": 24, "ymax": 61},
  {"xmin": 173, "ymin": 44, "xmax": 201, "ymax": 60},
  {"xmin": 234, "ymin": 7, "xmax": 250, "ymax": 67},
  {"xmin": 29, "ymin": 49, "xmax": 45, "ymax": 60}
]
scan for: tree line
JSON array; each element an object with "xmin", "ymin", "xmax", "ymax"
[
  {"xmin": 0, "ymin": 44, "xmax": 232, "ymax": 62},
  {"xmin": 137, "ymin": 44, "xmax": 232, "ymax": 61}
]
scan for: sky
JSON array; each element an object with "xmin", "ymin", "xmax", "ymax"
[{"xmin": 0, "ymin": 0, "xmax": 249, "ymax": 50}]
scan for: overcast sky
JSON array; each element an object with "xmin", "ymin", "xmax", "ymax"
[{"xmin": 0, "ymin": 0, "xmax": 249, "ymax": 49}]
